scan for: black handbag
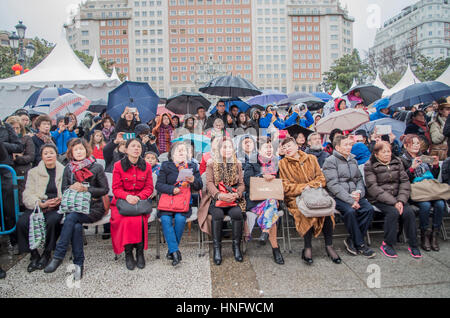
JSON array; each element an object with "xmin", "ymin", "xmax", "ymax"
[{"xmin": 116, "ymin": 199, "xmax": 152, "ymax": 216}]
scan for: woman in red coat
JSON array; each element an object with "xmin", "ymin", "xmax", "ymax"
[{"xmin": 110, "ymin": 139, "xmax": 154, "ymax": 270}]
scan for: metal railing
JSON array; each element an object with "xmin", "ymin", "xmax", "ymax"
[{"xmin": 0, "ymin": 164, "xmax": 23, "ymax": 235}]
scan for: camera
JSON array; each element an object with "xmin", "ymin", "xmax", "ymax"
[
  {"xmin": 64, "ymin": 117, "xmax": 70, "ymax": 125},
  {"xmin": 381, "ymin": 134, "xmax": 390, "ymax": 142},
  {"xmin": 149, "ymin": 134, "xmax": 157, "ymax": 141}
]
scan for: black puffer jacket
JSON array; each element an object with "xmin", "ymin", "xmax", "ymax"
[
  {"xmin": 62, "ymin": 162, "xmax": 109, "ymax": 222},
  {"xmin": 0, "ymin": 120, "xmax": 24, "ymax": 166},
  {"xmin": 103, "ymin": 141, "xmax": 126, "ymax": 173}
]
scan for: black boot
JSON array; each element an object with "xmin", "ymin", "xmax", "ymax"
[
  {"xmin": 171, "ymin": 251, "xmax": 181, "ymax": 266},
  {"xmin": 421, "ymin": 229, "xmax": 432, "ymax": 251},
  {"xmin": 124, "ymin": 244, "xmax": 136, "ymax": 270},
  {"xmin": 0, "ymin": 267, "xmax": 5, "ymax": 279},
  {"xmin": 136, "ymin": 242, "xmax": 145, "ymax": 269},
  {"xmin": 36, "ymin": 251, "xmax": 51, "ymax": 270},
  {"xmin": 44, "ymin": 258, "xmax": 63, "ymax": 273},
  {"xmin": 231, "ymin": 219, "xmax": 243, "ymax": 262},
  {"xmin": 272, "ymin": 247, "xmax": 284, "ymax": 265},
  {"xmin": 211, "ymin": 219, "xmax": 223, "ymax": 265},
  {"xmin": 431, "ymin": 228, "xmax": 440, "ymax": 252},
  {"xmin": 27, "ymin": 250, "xmax": 41, "ymax": 273}
]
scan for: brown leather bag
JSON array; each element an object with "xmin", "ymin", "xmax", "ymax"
[
  {"xmin": 249, "ymin": 177, "xmax": 284, "ymax": 201},
  {"xmin": 429, "ymin": 143, "xmax": 448, "ymax": 161}
]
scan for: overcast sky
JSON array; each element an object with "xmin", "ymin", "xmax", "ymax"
[{"xmin": 0, "ymin": 0, "xmax": 417, "ymax": 55}]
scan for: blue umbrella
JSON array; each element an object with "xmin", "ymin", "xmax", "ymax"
[
  {"xmin": 388, "ymin": 81, "xmax": 450, "ymax": 109},
  {"xmin": 312, "ymin": 92, "xmax": 333, "ymax": 102},
  {"xmin": 24, "ymin": 87, "xmax": 74, "ymax": 108},
  {"xmin": 210, "ymin": 97, "xmax": 250, "ymax": 114},
  {"xmin": 246, "ymin": 89, "xmax": 287, "ymax": 106},
  {"xmin": 107, "ymin": 81, "xmax": 159, "ymax": 124},
  {"xmin": 172, "ymin": 133, "xmax": 211, "ymax": 153},
  {"xmin": 277, "ymin": 92, "xmax": 315, "ymax": 106}
]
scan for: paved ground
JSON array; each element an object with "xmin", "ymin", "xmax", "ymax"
[{"xmin": 0, "ymin": 222, "xmax": 449, "ymax": 298}]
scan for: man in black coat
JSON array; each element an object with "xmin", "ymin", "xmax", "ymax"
[
  {"xmin": 444, "ymin": 114, "xmax": 450, "ymax": 157},
  {"xmin": 0, "ymin": 119, "xmax": 24, "ymax": 254},
  {"xmin": 205, "ymin": 100, "xmax": 236, "ymax": 130}
]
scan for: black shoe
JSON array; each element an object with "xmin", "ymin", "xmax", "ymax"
[
  {"xmin": 326, "ymin": 246, "xmax": 342, "ymax": 264},
  {"xmin": 124, "ymin": 244, "xmax": 136, "ymax": 270},
  {"xmin": 344, "ymin": 237, "xmax": 357, "ymax": 256},
  {"xmin": 74, "ymin": 265, "xmax": 83, "ymax": 281},
  {"xmin": 272, "ymin": 247, "xmax": 284, "ymax": 265},
  {"xmin": 301, "ymin": 249, "xmax": 313, "ymax": 265},
  {"xmin": 212, "ymin": 219, "xmax": 223, "ymax": 265},
  {"xmin": 166, "ymin": 252, "xmax": 173, "ymax": 260},
  {"xmin": 231, "ymin": 220, "xmax": 244, "ymax": 262},
  {"xmin": 357, "ymin": 245, "xmax": 376, "ymax": 258},
  {"xmin": 171, "ymin": 251, "xmax": 180, "ymax": 266},
  {"xmin": 177, "ymin": 250, "xmax": 182, "ymax": 261},
  {"xmin": 259, "ymin": 232, "xmax": 269, "ymax": 246},
  {"xmin": 135, "ymin": 243, "xmax": 145, "ymax": 269},
  {"xmin": 44, "ymin": 258, "xmax": 63, "ymax": 273},
  {"xmin": 0, "ymin": 267, "xmax": 5, "ymax": 279},
  {"xmin": 27, "ymin": 250, "xmax": 41, "ymax": 273},
  {"xmin": 36, "ymin": 252, "xmax": 51, "ymax": 270}
]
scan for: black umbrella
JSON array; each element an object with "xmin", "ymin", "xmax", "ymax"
[
  {"xmin": 277, "ymin": 92, "xmax": 315, "ymax": 106},
  {"xmin": 343, "ymin": 84, "xmax": 384, "ymax": 106},
  {"xmin": 88, "ymin": 98, "xmax": 107, "ymax": 113},
  {"xmin": 285, "ymin": 124, "xmax": 314, "ymax": 139},
  {"xmin": 291, "ymin": 96, "xmax": 326, "ymax": 111},
  {"xmin": 199, "ymin": 75, "xmax": 262, "ymax": 97},
  {"xmin": 165, "ymin": 91, "xmax": 211, "ymax": 114},
  {"xmin": 388, "ymin": 81, "xmax": 450, "ymax": 110}
]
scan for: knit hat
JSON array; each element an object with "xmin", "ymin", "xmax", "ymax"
[{"xmin": 134, "ymin": 123, "xmax": 151, "ymax": 136}]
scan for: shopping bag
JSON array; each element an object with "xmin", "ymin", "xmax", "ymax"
[{"xmin": 29, "ymin": 203, "xmax": 46, "ymax": 250}]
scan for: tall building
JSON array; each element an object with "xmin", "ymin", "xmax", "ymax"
[
  {"xmin": 370, "ymin": 0, "xmax": 450, "ymax": 72},
  {"xmin": 65, "ymin": 0, "xmax": 132, "ymax": 78},
  {"xmin": 66, "ymin": 0, "xmax": 354, "ymax": 97}
]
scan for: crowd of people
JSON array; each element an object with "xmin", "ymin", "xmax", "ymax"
[{"xmin": 0, "ymin": 92, "xmax": 449, "ymax": 281}]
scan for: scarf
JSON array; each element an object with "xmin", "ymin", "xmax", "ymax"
[
  {"xmin": 36, "ymin": 131, "xmax": 54, "ymax": 144},
  {"xmin": 158, "ymin": 124, "xmax": 173, "ymax": 153},
  {"xmin": 412, "ymin": 119, "xmax": 431, "ymax": 144},
  {"xmin": 102, "ymin": 126, "xmax": 114, "ymax": 140},
  {"xmin": 69, "ymin": 156, "xmax": 96, "ymax": 182},
  {"xmin": 175, "ymin": 162, "xmax": 190, "ymax": 188},
  {"xmin": 258, "ymin": 155, "xmax": 277, "ymax": 175},
  {"xmin": 402, "ymin": 153, "xmax": 434, "ymax": 182}
]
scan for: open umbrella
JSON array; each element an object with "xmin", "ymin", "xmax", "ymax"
[
  {"xmin": 343, "ymin": 84, "xmax": 384, "ymax": 106},
  {"xmin": 210, "ymin": 97, "xmax": 250, "ymax": 114},
  {"xmin": 107, "ymin": 81, "xmax": 159, "ymax": 124},
  {"xmin": 172, "ymin": 133, "xmax": 211, "ymax": 153},
  {"xmin": 246, "ymin": 89, "xmax": 287, "ymax": 106},
  {"xmin": 88, "ymin": 98, "xmax": 107, "ymax": 113},
  {"xmin": 166, "ymin": 92, "xmax": 211, "ymax": 115},
  {"xmin": 291, "ymin": 96, "xmax": 326, "ymax": 111},
  {"xmin": 48, "ymin": 93, "xmax": 91, "ymax": 119},
  {"xmin": 357, "ymin": 118, "xmax": 406, "ymax": 142},
  {"xmin": 24, "ymin": 87, "xmax": 75, "ymax": 108},
  {"xmin": 388, "ymin": 81, "xmax": 450, "ymax": 110},
  {"xmin": 285, "ymin": 124, "xmax": 314, "ymax": 139},
  {"xmin": 277, "ymin": 92, "xmax": 315, "ymax": 106},
  {"xmin": 199, "ymin": 75, "xmax": 262, "ymax": 97},
  {"xmin": 312, "ymin": 92, "xmax": 333, "ymax": 103},
  {"xmin": 316, "ymin": 109, "xmax": 370, "ymax": 135}
]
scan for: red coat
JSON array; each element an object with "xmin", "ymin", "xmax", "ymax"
[
  {"xmin": 110, "ymin": 159, "xmax": 154, "ymax": 255},
  {"xmin": 92, "ymin": 144, "xmax": 104, "ymax": 160}
]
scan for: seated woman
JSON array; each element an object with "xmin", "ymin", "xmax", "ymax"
[
  {"xmin": 152, "ymin": 113, "xmax": 175, "ymax": 154},
  {"xmin": 198, "ymin": 137, "xmax": 248, "ymax": 265},
  {"xmin": 156, "ymin": 142, "xmax": 203, "ymax": 266},
  {"xmin": 294, "ymin": 132, "xmax": 308, "ymax": 152},
  {"xmin": 44, "ymin": 139, "xmax": 109, "ymax": 279},
  {"xmin": 116, "ymin": 107, "xmax": 141, "ymax": 134},
  {"xmin": 199, "ymin": 136, "xmax": 220, "ymax": 176},
  {"xmin": 278, "ymin": 137, "xmax": 341, "ymax": 265},
  {"xmin": 205, "ymin": 118, "xmax": 230, "ymax": 139},
  {"xmin": 236, "ymin": 134, "xmax": 257, "ymax": 170},
  {"xmin": 17, "ymin": 144, "xmax": 64, "ymax": 272},
  {"xmin": 400, "ymin": 134, "xmax": 444, "ymax": 252},
  {"xmin": 110, "ymin": 139, "xmax": 154, "ymax": 270},
  {"xmin": 364, "ymin": 141, "xmax": 422, "ymax": 259},
  {"xmin": 89, "ymin": 130, "xmax": 106, "ymax": 160},
  {"xmin": 244, "ymin": 137, "xmax": 284, "ymax": 265}
]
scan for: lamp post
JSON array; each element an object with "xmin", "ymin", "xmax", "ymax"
[
  {"xmin": 406, "ymin": 46, "xmax": 418, "ymax": 72},
  {"xmin": 8, "ymin": 21, "xmax": 35, "ymax": 70}
]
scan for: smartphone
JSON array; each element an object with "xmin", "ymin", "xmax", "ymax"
[
  {"xmin": 129, "ymin": 108, "xmax": 137, "ymax": 113},
  {"xmin": 64, "ymin": 117, "xmax": 70, "ymax": 125},
  {"xmin": 381, "ymin": 134, "xmax": 390, "ymax": 142},
  {"xmin": 420, "ymin": 155, "xmax": 435, "ymax": 165},
  {"xmin": 376, "ymin": 125, "xmax": 392, "ymax": 136},
  {"xmin": 123, "ymin": 133, "xmax": 136, "ymax": 141}
]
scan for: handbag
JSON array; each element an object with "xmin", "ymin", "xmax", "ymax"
[
  {"xmin": 429, "ymin": 143, "xmax": 448, "ymax": 161},
  {"xmin": 117, "ymin": 198, "xmax": 153, "ymax": 216},
  {"xmin": 59, "ymin": 188, "xmax": 91, "ymax": 215},
  {"xmin": 249, "ymin": 177, "xmax": 284, "ymax": 201},
  {"xmin": 295, "ymin": 163, "xmax": 335, "ymax": 218},
  {"xmin": 157, "ymin": 187, "xmax": 191, "ymax": 212},
  {"xmin": 29, "ymin": 203, "xmax": 46, "ymax": 250},
  {"xmin": 410, "ymin": 179, "xmax": 450, "ymax": 202},
  {"xmin": 215, "ymin": 182, "xmax": 237, "ymax": 208}
]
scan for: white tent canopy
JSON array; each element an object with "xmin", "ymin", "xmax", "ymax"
[
  {"xmin": 382, "ymin": 64, "xmax": 421, "ymax": 97},
  {"xmin": 89, "ymin": 52, "xmax": 109, "ymax": 80},
  {"xmin": 436, "ymin": 64, "xmax": 450, "ymax": 85},
  {"xmin": 0, "ymin": 31, "xmax": 120, "ymax": 118},
  {"xmin": 350, "ymin": 78, "xmax": 357, "ymax": 89},
  {"xmin": 110, "ymin": 67, "xmax": 121, "ymax": 81},
  {"xmin": 332, "ymin": 84, "xmax": 342, "ymax": 98},
  {"xmin": 372, "ymin": 73, "xmax": 388, "ymax": 92}
]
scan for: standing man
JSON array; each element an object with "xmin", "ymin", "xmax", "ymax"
[
  {"xmin": 195, "ymin": 106, "xmax": 207, "ymax": 133},
  {"xmin": 322, "ymin": 135, "xmax": 376, "ymax": 258},
  {"xmin": 205, "ymin": 100, "xmax": 234, "ymax": 130}
]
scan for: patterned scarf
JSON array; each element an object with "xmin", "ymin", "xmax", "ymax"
[
  {"xmin": 102, "ymin": 126, "xmax": 114, "ymax": 140},
  {"xmin": 258, "ymin": 155, "xmax": 277, "ymax": 175},
  {"xmin": 36, "ymin": 131, "xmax": 54, "ymax": 144},
  {"xmin": 401, "ymin": 153, "xmax": 433, "ymax": 181},
  {"xmin": 158, "ymin": 124, "xmax": 173, "ymax": 153},
  {"xmin": 69, "ymin": 156, "xmax": 96, "ymax": 182},
  {"xmin": 412, "ymin": 119, "xmax": 431, "ymax": 144},
  {"xmin": 175, "ymin": 162, "xmax": 190, "ymax": 188}
]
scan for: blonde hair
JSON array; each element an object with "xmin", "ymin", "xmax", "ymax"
[
  {"xmin": 6, "ymin": 116, "xmax": 26, "ymax": 136},
  {"xmin": 89, "ymin": 130, "xmax": 105, "ymax": 148}
]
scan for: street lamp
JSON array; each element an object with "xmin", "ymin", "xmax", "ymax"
[
  {"xmin": 8, "ymin": 21, "xmax": 34, "ymax": 71},
  {"xmin": 15, "ymin": 21, "xmax": 26, "ymax": 39},
  {"xmin": 8, "ymin": 32, "xmax": 19, "ymax": 50}
]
